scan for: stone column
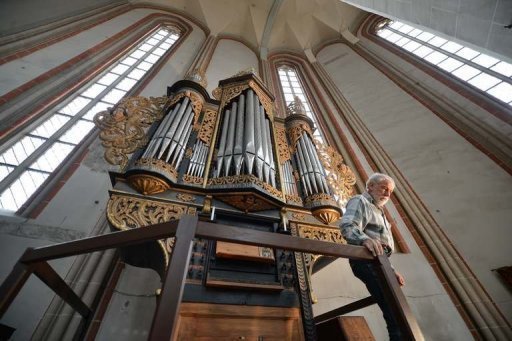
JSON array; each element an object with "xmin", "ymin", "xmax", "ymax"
[{"xmin": 184, "ymin": 34, "xmax": 218, "ymax": 89}]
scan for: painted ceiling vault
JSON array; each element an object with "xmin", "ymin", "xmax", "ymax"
[{"xmin": 134, "ymin": 0, "xmax": 365, "ymax": 54}]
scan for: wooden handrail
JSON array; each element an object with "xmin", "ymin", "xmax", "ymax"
[{"xmin": 0, "ymin": 215, "xmax": 424, "ymax": 341}]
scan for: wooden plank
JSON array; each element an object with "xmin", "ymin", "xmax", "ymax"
[
  {"xmin": 338, "ymin": 316, "xmax": 375, "ymax": 340},
  {"xmin": 216, "ymin": 241, "xmax": 275, "ymax": 263},
  {"xmin": 314, "ymin": 296, "xmax": 376, "ymax": 325},
  {"xmin": 0, "ymin": 255, "xmax": 33, "ymax": 318}
]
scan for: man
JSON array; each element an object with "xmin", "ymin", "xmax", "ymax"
[{"xmin": 340, "ymin": 173, "xmax": 405, "ymax": 341}]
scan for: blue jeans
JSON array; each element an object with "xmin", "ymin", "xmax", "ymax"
[{"xmin": 350, "ymin": 260, "xmax": 403, "ymax": 341}]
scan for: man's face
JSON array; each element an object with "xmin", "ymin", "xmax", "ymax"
[{"xmin": 368, "ymin": 179, "xmax": 394, "ymax": 207}]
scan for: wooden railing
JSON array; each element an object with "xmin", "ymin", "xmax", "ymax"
[{"xmin": 0, "ymin": 215, "xmax": 424, "ymax": 340}]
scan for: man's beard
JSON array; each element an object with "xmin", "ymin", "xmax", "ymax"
[{"xmin": 375, "ymin": 197, "xmax": 389, "ymax": 207}]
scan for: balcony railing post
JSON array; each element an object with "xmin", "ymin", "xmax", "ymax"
[
  {"xmin": 375, "ymin": 255, "xmax": 424, "ymax": 340},
  {"xmin": 0, "ymin": 249, "xmax": 34, "ymax": 318},
  {"xmin": 149, "ymin": 214, "xmax": 198, "ymax": 341}
]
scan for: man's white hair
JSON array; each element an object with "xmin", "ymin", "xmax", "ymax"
[{"xmin": 366, "ymin": 173, "xmax": 395, "ymax": 190}]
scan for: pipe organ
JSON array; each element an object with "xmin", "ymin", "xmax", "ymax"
[{"xmin": 95, "ymin": 70, "xmax": 356, "ymax": 340}]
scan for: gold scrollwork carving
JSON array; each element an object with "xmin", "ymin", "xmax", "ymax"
[
  {"xmin": 107, "ymin": 194, "xmax": 197, "ymax": 265},
  {"xmin": 292, "ymin": 213, "xmax": 306, "ymax": 221},
  {"xmin": 208, "ymin": 174, "xmax": 282, "ymax": 199},
  {"xmin": 304, "ymin": 193, "xmax": 336, "ymax": 205},
  {"xmin": 286, "ymin": 195, "xmax": 303, "ymax": 206},
  {"xmin": 314, "ymin": 139, "xmax": 356, "ymax": 206},
  {"xmin": 211, "ymin": 87, "xmax": 222, "ymax": 100},
  {"xmin": 298, "ymin": 225, "xmax": 346, "ymax": 245},
  {"xmin": 94, "ymin": 96, "xmax": 169, "ymax": 169},
  {"xmin": 275, "ymin": 126, "xmax": 291, "ymax": 164},
  {"xmin": 135, "ymin": 158, "xmax": 178, "ymax": 180},
  {"xmin": 219, "ymin": 82, "xmax": 251, "ymax": 110},
  {"xmin": 182, "ymin": 174, "xmax": 204, "ymax": 185},
  {"xmin": 198, "ymin": 109, "xmax": 218, "ymax": 145},
  {"xmin": 287, "ymin": 123, "xmax": 313, "ymax": 153},
  {"xmin": 177, "ymin": 193, "xmax": 196, "ymax": 203},
  {"xmin": 169, "ymin": 90, "xmax": 203, "ymax": 125},
  {"xmin": 185, "ymin": 148, "xmax": 193, "ymax": 159},
  {"xmin": 286, "ymin": 95, "xmax": 307, "ymax": 116}
]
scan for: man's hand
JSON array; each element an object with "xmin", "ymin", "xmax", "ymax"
[
  {"xmin": 362, "ymin": 238, "xmax": 384, "ymax": 256},
  {"xmin": 395, "ymin": 271, "xmax": 405, "ymax": 287}
]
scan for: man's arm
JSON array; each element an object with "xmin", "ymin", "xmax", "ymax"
[{"xmin": 340, "ymin": 196, "xmax": 369, "ymax": 245}]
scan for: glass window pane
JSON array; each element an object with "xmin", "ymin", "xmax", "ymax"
[
  {"xmin": 81, "ymin": 84, "xmax": 106, "ymax": 98},
  {"xmin": 145, "ymin": 54, "xmax": 159, "ymax": 64},
  {"xmin": 160, "ymin": 42, "xmax": 171, "ymax": 50},
  {"xmin": 487, "ymin": 82, "xmax": 512, "ymax": 103},
  {"xmin": 152, "ymin": 48, "xmax": 166, "ymax": 56},
  {"xmin": 0, "ymin": 136, "xmax": 45, "ymax": 165},
  {"xmin": 127, "ymin": 69, "xmax": 146, "ymax": 80},
  {"xmin": 30, "ymin": 142, "xmax": 75, "ymax": 172},
  {"xmin": 490, "ymin": 61, "xmax": 512, "ymax": 77},
  {"xmin": 97, "ymin": 73, "xmax": 119, "ymax": 86},
  {"xmin": 424, "ymin": 51, "xmax": 448, "ymax": 65},
  {"xmin": 467, "ymin": 73, "xmax": 501, "ymax": 91},
  {"xmin": 102, "ymin": 89, "xmax": 127, "ymax": 104},
  {"xmin": 139, "ymin": 43, "xmax": 153, "ymax": 52},
  {"xmin": 451, "ymin": 64, "xmax": 480, "ymax": 81},
  {"xmin": 395, "ymin": 37, "xmax": 411, "ymax": 47},
  {"xmin": 398, "ymin": 24, "xmax": 414, "ymax": 34},
  {"xmin": 456, "ymin": 47, "xmax": 480, "ymax": 60},
  {"xmin": 59, "ymin": 120, "xmax": 95, "ymax": 144},
  {"xmin": 437, "ymin": 58, "xmax": 464, "ymax": 72},
  {"xmin": 440, "ymin": 41, "xmax": 463, "ymax": 53},
  {"xmin": 408, "ymin": 28, "xmax": 423, "ymax": 37},
  {"xmin": 389, "ymin": 22, "xmax": 403, "ymax": 30},
  {"xmin": 0, "ymin": 165, "xmax": 14, "ymax": 182},
  {"xmin": 403, "ymin": 41, "xmax": 421, "ymax": 52},
  {"xmin": 120, "ymin": 57, "xmax": 138, "ymax": 66},
  {"xmin": 284, "ymin": 93, "xmax": 294, "ymax": 103},
  {"xmin": 30, "ymin": 114, "xmax": 70, "ymax": 138},
  {"xmin": 58, "ymin": 97, "xmax": 91, "ymax": 116},
  {"xmin": 416, "ymin": 32, "xmax": 435, "ymax": 42},
  {"xmin": 82, "ymin": 102, "xmax": 112, "ymax": 121},
  {"xmin": 137, "ymin": 61, "xmax": 152, "ymax": 71},
  {"xmin": 472, "ymin": 54, "xmax": 499, "ymax": 68},
  {"xmin": 110, "ymin": 64, "xmax": 130, "ymax": 75},
  {"xmin": 115, "ymin": 78, "xmax": 137, "ymax": 91},
  {"xmin": 146, "ymin": 38, "xmax": 159, "ymax": 46},
  {"xmin": 428, "ymin": 36, "xmax": 447, "ymax": 47},
  {"xmin": 130, "ymin": 50, "xmax": 145, "ymax": 59},
  {"xmin": 413, "ymin": 45, "xmax": 433, "ymax": 58},
  {"xmin": 377, "ymin": 29, "xmax": 392, "ymax": 39}
]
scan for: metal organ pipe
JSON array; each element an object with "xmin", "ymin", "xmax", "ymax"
[
  {"xmin": 234, "ymin": 95, "xmax": 245, "ymax": 175},
  {"xmin": 143, "ymin": 102, "xmax": 182, "ymax": 159},
  {"xmin": 157, "ymin": 97, "xmax": 190, "ymax": 160},
  {"xmin": 244, "ymin": 90, "xmax": 255, "ymax": 174},
  {"xmin": 225, "ymin": 101, "xmax": 238, "ymax": 176},
  {"xmin": 266, "ymin": 119, "xmax": 276, "ymax": 187},
  {"xmin": 216, "ymin": 108, "xmax": 231, "ymax": 177},
  {"xmin": 253, "ymin": 92, "xmax": 263, "ymax": 181},
  {"xmin": 260, "ymin": 105, "xmax": 270, "ymax": 184}
]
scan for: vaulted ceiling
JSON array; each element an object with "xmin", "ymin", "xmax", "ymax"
[{"xmin": 135, "ymin": 0, "xmax": 365, "ymax": 54}]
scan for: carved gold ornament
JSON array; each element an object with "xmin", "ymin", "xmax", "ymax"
[
  {"xmin": 286, "ymin": 123, "xmax": 313, "ymax": 153},
  {"xmin": 286, "ymin": 96, "xmax": 307, "ymax": 116},
  {"xmin": 133, "ymin": 158, "xmax": 178, "ymax": 181},
  {"xmin": 298, "ymin": 224, "xmax": 346, "ymax": 245},
  {"xmin": 291, "ymin": 213, "xmax": 306, "ymax": 221},
  {"xmin": 177, "ymin": 193, "xmax": 196, "ymax": 203},
  {"xmin": 127, "ymin": 174, "xmax": 170, "ymax": 195},
  {"xmin": 185, "ymin": 148, "xmax": 194, "ymax": 159},
  {"xmin": 286, "ymin": 194, "xmax": 303, "ymax": 206},
  {"xmin": 311, "ymin": 207, "xmax": 340, "ymax": 225},
  {"xmin": 219, "ymin": 82, "xmax": 250, "ymax": 111},
  {"xmin": 107, "ymin": 194, "xmax": 197, "ymax": 266},
  {"xmin": 212, "ymin": 87, "xmax": 222, "ymax": 100},
  {"xmin": 198, "ymin": 109, "xmax": 218, "ymax": 145},
  {"xmin": 314, "ymin": 139, "xmax": 356, "ymax": 206},
  {"xmin": 215, "ymin": 194, "xmax": 277, "ymax": 212},
  {"xmin": 275, "ymin": 126, "xmax": 291, "ymax": 163},
  {"xmin": 94, "ymin": 96, "xmax": 169, "ymax": 169},
  {"xmin": 208, "ymin": 174, "xmax": 283, "ymax": 199},
  {"xmin": 304, "ymin": 193, "xmax": 335, "ymax": 204},
  {"xmin": 182, "ymin": 174, "xmax": 204, "ymax": 185}
]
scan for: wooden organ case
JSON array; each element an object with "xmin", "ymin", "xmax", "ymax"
[{"xmin": 94, "ymin": 70, "xmax": 356, "ymax": 340}]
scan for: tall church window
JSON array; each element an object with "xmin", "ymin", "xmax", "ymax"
[
  {"xmin": 376, "ymin": 20, "xmax": 512, "ymax": 107},
  {"xmin": 277, "ymin": 66, "xmax": 326, "ymax": 142},
  {"xmin": 0, "ymin": 26, "xmax": 181, "ymax": 212}
]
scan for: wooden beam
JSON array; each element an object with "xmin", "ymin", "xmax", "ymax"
[
  {"xmin": 0, "ymin": 251, "xmax": 33, "ymax": 318},
  {"xmin": 314, "ymin": 296, "xmax": 376, "ymax": 325}
]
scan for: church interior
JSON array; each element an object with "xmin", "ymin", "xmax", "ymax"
[{"xmin": 0, "ymin": 0, "xmax": 511, "ymax": 340}]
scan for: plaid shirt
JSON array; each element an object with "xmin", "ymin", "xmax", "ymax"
[{"xmin": 340, "ymin": 192, "xmax": 395, "ymax": 255}]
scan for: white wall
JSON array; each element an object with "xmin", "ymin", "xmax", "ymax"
[
  {"xmin": 314, "ymin": 41, "xmax": 512, "ymax": 333},
  {"xmin": 205, "ymin": 39, "xmax": 259, "ymax": 94}
]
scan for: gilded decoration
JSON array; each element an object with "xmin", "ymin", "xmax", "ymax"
[
  {"xmin": 201, "ymin": 195, "xmax": 213, "ymax": 214},
  {"xmin": 208, "ymin": 174, "xmax": 283, "ymax": 199},
  {"xmin": 182, "ymin": 174, "xmax": 204, "ymax": 186},
  {"xmin": 314, "ymin": 139, "xmax": 356, "ymax": 206},
  {"xmin": 312, "ymin": 207, "xmax": 340, "ymax": 225},
  {"xmin": 216, "ymin": 194, "xmax": 277, "ymax": 212},
  {"xmin": 127, "ymin": 174, "xmax": 170, "ymax": 195},
  {"xmin": 298, "ymin": 225, "xmax": 346, "ymax": 245},
  {"xmin": 177, "ymin": 193, "xmax": 196, "ymax": 203},
  {"xmin": 275, "ymin": 126, "xmax": 291, "ymax": 164},
  {"xmin": 286, "ymin": 96, "xmax": 307, "ymax": 116},
  {"xmin": 134, "ymin": 158, "xmax": 178, "ymax": 180},
  {"xmin": 185, "ymin": 147, "xmax": 193, "ymax": 159},
  {"xmin": 94, "ymin": 96, "xmax": 168, "ymax": 169},
  {"xmin": 304, "ymin": 193, "xmax": 336, "ymax": 205},
  {"xmin": 106, "ymin": 194, "xmax": 197, "ymax": 266},
  {"xmin": 198, "ymin": 109, "xmax": 218, "ymax": 145},
  {"xmin": 169, "ymin": 91, "xmax": 203, "ymax": 125},
  {"xmin": 286, "ymin": 123, "xmax": 313, "ymax": 153},
  {"xmin": 248, "ymin": 80, "xmax": 273, "ymax": 121},
  {"xmin": 286, "ymin": 194, "xmax": 303, "ymax": 206},
  {"xmin": 211, "ymin": 87, "xmax": 222, "ymax": 100},
  {"xmin": 219, "ymin": 82, "xmax": 250, "ymax": 111},
  {"xmin": 291, "ymin": 213, "xmax": 306, "ymax": 221}
]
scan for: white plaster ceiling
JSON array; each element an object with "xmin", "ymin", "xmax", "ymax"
[{"xmin": 133, "ymin": 0, "xmax": 365, "ymax": 54}]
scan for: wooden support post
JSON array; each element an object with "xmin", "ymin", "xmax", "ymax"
[
  {"xmin": 149, "ymin": 215, "xmax": 198, "ymax": 341},
  {"xmin": 314, "ymin": 296, "xmax": 376, "ymax": 325},
  {"xmin": 375, "ymin": 255, "xmax": 424, "ymax": 341},
  {"xmin": 0, "ymin": 249, "xmax": 34, "ymax": 318},
  {"xmin": 32, "ymin": 261, "xmax": 92, "ymax": 319}
]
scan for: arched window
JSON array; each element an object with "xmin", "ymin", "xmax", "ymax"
[
  {"xmin": 375, "ymin": 20, "xmax": 512, "ymax": 107},
  {"xmin": 0, "ymin": 26, "xmax": 181, "ymax": 212},
  {"xmin": 277, "ymin": 65, "xmax": 326, "ymax": 143}
]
